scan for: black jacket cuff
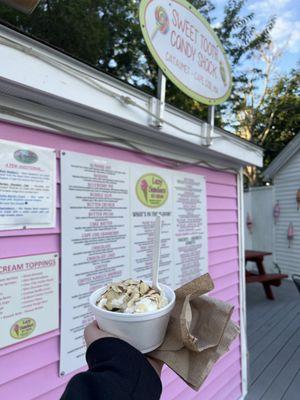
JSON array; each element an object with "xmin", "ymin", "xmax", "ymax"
[{"xmin": 86, "ymin": 337, "xmax": 162, "ymax": 398}]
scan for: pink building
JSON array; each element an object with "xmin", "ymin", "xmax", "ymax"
[{"xmin": 0, "ymin": 25, "xmax": 262, "ymax": 400}]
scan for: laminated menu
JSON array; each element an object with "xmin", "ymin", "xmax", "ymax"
[
  {"xmin": 0, "ymin": 139, "xmax": 56, "ymax": 230},
  {"xmin": 60, "ymin": 151, "xmax": 208, "ymax": 375},
  {"xmin": 0, "ymin": 253, "xmax": 59, "ymax": 348}
]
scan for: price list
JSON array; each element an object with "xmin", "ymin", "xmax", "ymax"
[
  {"xmin": 0, "ymin": 253, "xmax": 59, "ymax": 349},
  {"xmin": 173, "ymin": 174, "xmax": 207, "ymax": 288},
  {"xmin": 60, "ymin": 152, "xmax": 130, "ymax": 374}
]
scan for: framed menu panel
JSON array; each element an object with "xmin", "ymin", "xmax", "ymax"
[
  {"xmin": 0, "ymin": 140, "xmax": 56, "ymax": 230},
  {"xmin": 0, "ymin": 253, "xmax": 59, "ymax": 349}
]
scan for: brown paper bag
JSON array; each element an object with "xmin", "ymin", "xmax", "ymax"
[{"xmin": 149, "ymin": 273, "xmax": 240, "ymax": 391}]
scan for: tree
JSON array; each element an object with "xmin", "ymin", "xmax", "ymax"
[
  {"xmin": 0, "ymin": 1, "xmax": 146, "ymax": 82},
  {"xmin": 234, "ymin": 41, "xmax": 300, "ymax": 186},
  {"xmin": 262, "ymin": 70, "xmax": 300, "ymax": 166},
  {"xmin": 5, "ymin": 1, "xmax": 296, "ymax": 188},
  {"xmin": 255, "ymin": 69, "xmax": 299, "ymax": 184},
  {"xmin": 0, "ymin": 0, "xmax": 274, "ymax": 122}
]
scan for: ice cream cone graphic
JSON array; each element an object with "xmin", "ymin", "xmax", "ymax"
[
  {"xmin": 140, "ymin": 179, "xmax": 148, "ymax": 203},
  {"xmin": 14, "ymin": 324, "xmax": 20, "ymax": 337}
]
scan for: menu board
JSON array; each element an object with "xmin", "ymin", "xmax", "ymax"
[
  {"xmin": 173, "ymin": 173, "xmax": 207, "ymax": 287},
  {"xmin": 60, "ymin": 152, "xmax": 130, "ymax": 375},
  {"xmin": 0, "ymin": 140, "xmax": 56, "ymax": 230},
  {"xmin": 60, "ymin": 151, "xmax": 207, "ymax": 375},
  {"xmin": 0, "ymin": 253, "xmax": 59, "ymax": 349}
]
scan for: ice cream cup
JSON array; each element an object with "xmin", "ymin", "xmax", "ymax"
[{"xmin": 89, "ymin": 281, "xmax": 176, "ymax": 353}]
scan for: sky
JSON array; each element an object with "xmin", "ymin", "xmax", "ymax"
[{"xmin": 212, "ymin": 0, "xmax": 300, "ymax": 73}]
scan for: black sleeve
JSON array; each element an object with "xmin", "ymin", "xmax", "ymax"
[{"xmin": 60, "ymin": 337, "xmax": 162, "ymax": 400}]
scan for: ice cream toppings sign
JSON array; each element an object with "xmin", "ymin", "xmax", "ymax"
[{"xmin": 140, "ymin": 0, "xmax": 232, "ymax": 105}]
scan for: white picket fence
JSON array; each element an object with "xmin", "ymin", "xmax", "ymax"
[{"xmin": 244, "ymin": 186, "xmax": 275, "ymax": 272}]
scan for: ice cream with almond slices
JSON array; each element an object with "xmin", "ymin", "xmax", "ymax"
[{"xmin": 97, "ymin": 279, "xmax": 168, "ymax": 314}]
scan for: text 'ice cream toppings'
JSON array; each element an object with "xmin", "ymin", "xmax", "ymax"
[{"xmin": 97, "ymin": 279, "xmax": 168, "ymax": 314}]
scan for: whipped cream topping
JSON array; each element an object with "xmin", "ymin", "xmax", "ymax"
[{"xmin": 96, "ymin": 279, "xmax": 168, "ymax": 314}]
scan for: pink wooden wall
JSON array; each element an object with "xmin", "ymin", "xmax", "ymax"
[{"xmin": 0, "ymin": 121, "xmax": 241, "ymax": 400}]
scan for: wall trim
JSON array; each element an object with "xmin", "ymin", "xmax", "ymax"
[
  {"xmin": 238, "ymin": 168, "xmax": 248, "ymax": 398},
  {"xmin": 0, "ymin": 93, "xmax": 242, "ymax": 172},
  {"xmin": 0, "ymin": 24, "xmax": 263, "ymax": 168}
]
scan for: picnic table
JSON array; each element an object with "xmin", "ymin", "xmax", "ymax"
[{"xmin": 245, "ymin": 250, "xmax": 288, "ymax": 300}]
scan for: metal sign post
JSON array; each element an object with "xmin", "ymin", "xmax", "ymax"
[
  {"xmin": 206, "ymin": 105, "xmax": 215, "ymax": 146},
  {"xmin": 149, "ymin": 68, "xmax": 167, "ymax": 128},
  {"xmin": 157, "ymin": 68, "xmax": 166, "ymax": 128}
]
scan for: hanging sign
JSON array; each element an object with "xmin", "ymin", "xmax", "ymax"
[{"xmin": 139, "ymin": 0, "xmax": 232, "ymax": 105}]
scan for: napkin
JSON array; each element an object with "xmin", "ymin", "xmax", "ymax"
[{"xmin": 149, "ymin": 273, "xmax": 240, "ymax": 390}]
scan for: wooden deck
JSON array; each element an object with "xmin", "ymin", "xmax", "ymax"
[{"xmin": 245, "ymin": 280, "xmax": 300, "ymax": 400}]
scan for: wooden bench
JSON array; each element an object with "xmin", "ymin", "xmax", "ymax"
[
  {"xmin": 246, "ymin": 272, "xmax": 288, "ymax": 286},
  {"xmin": 292, "ymin": 274, "xmax": 300, "ymax": 294},
  {"xmin": 245, "ymin": 250, "xmax": 288, "ymax": 300}
]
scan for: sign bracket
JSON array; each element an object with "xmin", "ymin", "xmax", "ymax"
[
  {"xmin": 149, "ymin": 68, "xmax": 166, "ymax": 128},
  {"xmin": 206, "ymin": 105, "xmax": 214, "ymax": 146},
  {"xmin": 201, "ymin": 106, "xmax": 214, "ymax": 146}
]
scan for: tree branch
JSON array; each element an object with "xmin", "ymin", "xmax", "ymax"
[{"xmin": 260, "ymin": 109, "xmax": 276, "ymax": 144}]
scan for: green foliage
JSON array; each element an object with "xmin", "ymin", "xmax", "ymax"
[
  {"xmin": 0, "ymin": 1, "xmax": 145, "ymax": 81},
  {"xmin": 0, "ymin": 0, "xmax": 274, "ymax": 121},
  {"xmin": 1, "ymin": 0, "xmax": 297, "ymax": 184},
  {"xmin": 238, "ymin": 68, "xmax": 300, "ymax": 186},
  {"xmin": 258, "ymin": 70, "xmax": 300, "ymax": 168},
  {"xmin": 215, "ymin": 0, "xmax": 275, "ymax": 129}
]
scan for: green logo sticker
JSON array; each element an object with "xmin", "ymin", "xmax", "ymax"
[
  {"xmin": 136, "ymin": 173, "xmax": 168, "ymax": 208},
  {"xmin": 14, "ymin": 149, "xmax": 38, "ymax": 164},
  {"xmin": 10, "ymin": 318, "xmax": 36, "ymax": 340}
]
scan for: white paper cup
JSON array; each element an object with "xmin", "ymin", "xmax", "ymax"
[{"xmin": 89, "ymin": 282, "xmax": 175, "ymax": 353}]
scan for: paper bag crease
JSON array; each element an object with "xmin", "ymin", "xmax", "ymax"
[{"xmin": 150, "ymin": 273, "xmax": 240, "ymax": 391}]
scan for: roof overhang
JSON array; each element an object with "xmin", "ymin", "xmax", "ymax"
[
  {"xmin": 0, "ymin": 24, "xmax": 263, "ymax": 169},
  {"xmin": 263, "ymin": 133, "xmax": 300, "ymax": 180}
]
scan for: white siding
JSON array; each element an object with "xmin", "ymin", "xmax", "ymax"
[
  {"xmin": 274, "ymin": 150, "xmax": 300, "ymax": 276},
  {"xmin": 244, "ymin": 191, "xmax": 253, "ymax": 250},
  {"xmin": 244, "ymin": 187, "xmax": 275, "ymax": 271}
]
